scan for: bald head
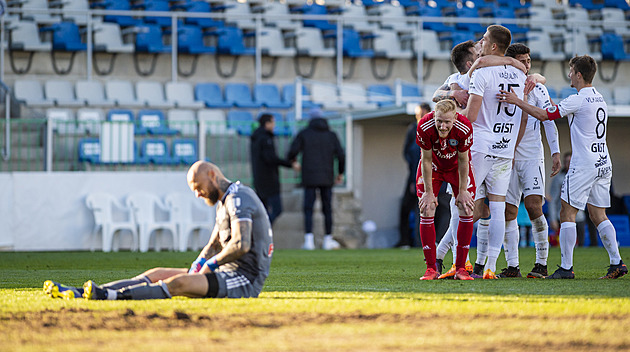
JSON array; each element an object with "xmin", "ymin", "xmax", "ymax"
[{"xmin": 187, "ymin": 161, "xmax": 226, "ymax": 206}]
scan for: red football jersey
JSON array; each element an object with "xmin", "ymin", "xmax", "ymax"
[{"xmin": 415, "ymin": 111, "xmax": 473, "ymax": 172}]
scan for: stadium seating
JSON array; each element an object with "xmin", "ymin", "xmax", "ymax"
[
  {"xmin": 223, "ymin": 1, "xmax": 256, "ymax": 30},
  {"xmin": 311, "ymin": 83, "xmax": 350, "ymax": 110},
  {"xmin": 373, "ymin": 29, "xmax": 413, "ymax": 59},
  {"xmin": 340, "ymin": 83, "xmax": 378, "ymax": 110},
  {"xmin": 134, "ymin": 24, "xmax": 172, "ymax": 53},
  {"xmin": 342, "ymin": 29, "xmax": 374, "ymax": 58},
  {"xmin": 526, "ymin": 31, "xmax": 565, "ymax": 61},
  {"xmin": 399, "ymin": 82, "xmax": 423, "ymax": 103},
  {"xmin": 8, "ymin": 20, "xmax": 52, "ymax": 74},
  {"xmin": 137, "ymin": 109, "xmax": 178, "ymax": 135},
  {"xmin": 226, "ymin": 110, "xmax": 255, "ymax": 135},
  {"xmin": 76, "ymin": 80, "xmax": 115, "ymax": 107},
  {"xmin": 93, "ymin": 22, "xmax": 134, "ymax": 55},
  {"xmin": 254, "ymin": 83, "xmax": 292, "ymax": 109},
  {"xmin": 613, "ymin": 87, "xmax": 630, "ymax": 105},
  {"xmin": 340, "ymin": 3, "xmax": 379, "ymax": 32},
  {"xmin": 136, "ymin": 81, "xmax": 173, "ymax": 108},
  {"xmin": 177, "ymin": 25, "xmax": 216, "ymax": 55},
  {"xmin": 171, "ymin": 138, "xmax": 198, "ymax": 165},
  {"xmin": 17, "ymin": 0, "xmax": 59, "ymax": 24},
  {"xmin": 177, "ymin": 1, "xmax": 223, "ymax": 29},
  {"xmin": 600, "ymin": 33, "xmax": 630, "ymax": 61},
  {"xmin": 92, "ymin": 0, "xmax": 141, "ymax": 27},
  {"xmin": 197, "ymin": 109, "xmax": 235, "ymax": 135},
  {"xmin": 606, "ymin": 215, "xmax": 630, "ymax": 247},
  {"xmin": 367, "ymin": 84, "xmax": 396, "ymax": 107},
  {"xmin": 373, "ymin": 3, "xmax": 415, "ymax": 33},
  {"xmin": 560, "ymin": 87, "xmax": 578, "ymax": 99},
  {"xmin": 216, "ymin": 27, "xmax": 255, "ymax": 56},
  {"xmin": 139, "ymin": 138, "xmax": 175, "ymax": 164},
  {"xmin": 77, "ymin": 108, "xmax": 105, "ymax": 135},
  {"xmin": 167, "ymin": 109, "xmax": 197, "ymax": 135},
  {"xmin": 563, "ymin": 31, "xmax": 602, "ymax": 61},
  {"xmin": 14, "ymin": 79, "xmax": 54, "ymax": 107},
  {"xmin": 195, "ymin": 82, "xmax": 232, "ymax": 108},
  {"xmin": 47, "ymin": 108, "xmax": 78, "ymax": 134},
  {"xmin": 164, "ymin": 192, "xmax": 214, "ymax": 251},
  {"xmin": 138, "ymin": 0, "xmax": 172, "ymax": 28},
  {"xmin": 260, "ymin": 2, "xmax": 301, "ymax": 30},
  {"xmin": 43, "ymin": 21, "xmax": 86, "ymax": 52},
  {"xmin": 282, "ymin": 83, "xmax": 320, "ymax": 109},
  {"xmin": 107, "ymin": 109, "xmax": 134, "ymax": 123},
  {"xmin": 165, "ymin": 81, "xmax": 205, "ymax": 109},
  {"xmin": 299, "ymin": 3, "xmax": 336, "ymax": 31},
  {"xmin": 106, "ymin": 80, "xmax": 143, "ymax": 107},
  {"xmin": 417, "ymin": 30, "xmax": 451, "ymax": 60},
  {"xmin": 78, "ymin": 137, "xmax": 101, "ymax": 163},
  {"xmin": 44, "ymin": 80, "xmax": 84, "ymax": 107},
  {"xmin": 225, "ymin": 83, "xmax": 261, "ymax": 108},
  {"xmin": 126, "ymin": 192, "xmax": 178, "ymax": 252},
  {"xmin": 601, "ymin": 8, "xmax": 630, "ymax": 36},
  {"xmin": 295, "ymin": 27, "xmax": 335, "ymax": 57},
  {"xmin": 259, "ymin": 27, "xmax": 297, "ymax": 57},
  {"xmin": 85, "ymin": 192, "xmax": 139, "ymax": 252}
]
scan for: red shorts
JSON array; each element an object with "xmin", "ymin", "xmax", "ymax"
[{"xmin": 416, "ymin": 164, "xmax": 476, "ymax": 199}]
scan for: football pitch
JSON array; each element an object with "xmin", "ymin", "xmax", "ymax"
[{"xmin": 1, "ymin": 248, "xmax": 630, "ymax": 351}]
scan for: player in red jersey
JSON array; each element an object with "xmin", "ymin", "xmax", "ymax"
[{"xmin": 416, "ymin": 99, "xmax": 477, "ymax": 280}]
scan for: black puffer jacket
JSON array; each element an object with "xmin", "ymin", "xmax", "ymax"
[
  {"xmin": 287, "ymin": 117, "xmax": 345, "ymax": 187},
  {"xmin": 250, "ymin": 126, "xmax": 292, "ymax": 199}
]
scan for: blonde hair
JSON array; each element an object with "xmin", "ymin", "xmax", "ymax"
[{"xmin": 434, "ymin": 99, "xmax": 457, "ymax": 116}]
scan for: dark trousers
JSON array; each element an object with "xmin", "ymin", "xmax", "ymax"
[
  {"xmin": 261, "ymin": 193, "xmax": 283, "ymax": 225},
  {"xmin": 304, "ymin": 186, "xmax": 333, "ymax": 234},
  {"xmin": 398, "ymin": 183, "xmax": 419, "ymax": 247}
]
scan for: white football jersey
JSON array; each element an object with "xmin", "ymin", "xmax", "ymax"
[
  {"xmin": 557, "ymin": 87, "xmax": 611, "ymax": 169},
  {"xmin": 444, "ymin": 72, "xmax": 459, "ymax": 87},
  {"xmin": 469, "ymin": 64, "xmax": 527, "ymax": 158},
  {"xmin": 514, "ymin": 83, "xmax": 560, "ymax": 160},
  {"xmin": 457, "ymin": 73, "xmax": 471, "ymax": 91}
]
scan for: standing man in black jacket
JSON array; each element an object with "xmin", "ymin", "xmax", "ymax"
[
  {"xmin": 288, "ymin": 109, "xmax": 346, "ymax": 250},
  {"xmin": 251, "ymin": 113, "xmax": 294, "ymax": 225}
]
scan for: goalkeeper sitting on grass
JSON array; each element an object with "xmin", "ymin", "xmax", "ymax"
[{"xmin": 44, "ymin": 161, "xmax": 274, "ymax": 300}]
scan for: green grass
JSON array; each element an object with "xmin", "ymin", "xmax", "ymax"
[{"xmin": 1, "ymin": 248, "xmax": 630, "ymax": 351}]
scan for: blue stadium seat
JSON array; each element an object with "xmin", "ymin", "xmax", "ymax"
[
  {"xmin": 227, "ymin": 110, "xmax": 254, "ymax": 136},
  {"xmin": 177, "ymin": 25, "xmax": 216, "ymax": 54},
  {"xmin": 401, "ymin": 83, "xmax": 422, "ymax": 102},
  {"xmin": 135, "ymin": 24, "xmax": 171, "ymax": 53},
  {"xmin": 490, "ymin": 8, "xmax": 529, "ymax": 35},
  {"xmin": 454, "ymin": 6, "xmax": 486, "ymax": 34},
  {"xmin": 367, "ymin": 84, "xmax": 395, "ymax": 107},
  {"xmin": 176, "ymin": 1, "xmax": 223, "ymax": 28},
  {"xmin": 604, "ymin": 0, "xmax": 630, "ymax": 10},
  {"xmin": 601, "ymin": 33, "xmax": 630, "ymax": 61},
  {"xmin": 137, "ymin": 109, "xmax": 178, "ymax": 135},
  {"xmin": 225, "ymin": 83, "xmax": 261, "ymax": 108},
  {"xmin": 42, "ymin": 22, "xmax": 86, "ymax": 51},
  {"xmin": 133, "ymin": 141, "xmax": 150, "ymax": 164},
  {"xmin": 299, "ymin": 3, "xmax": 336, "ymax": 31},
  {"xmin": 92, "ymin": 0, "xmax": 142, "ymax": 27},
  {"xmin": 135, "ymin": 0, "xmax": 171, "ymax": 27},
  {"xmin": 342, "ymin": 29, "xmax": 374, "ymax": 58},
  {"xmin": 254, "ymin": 84, "xmax": 292, "ymax": 109},
  {"xmin": 441, "ymin": 30, "xmax": 477, "ymax": 49},
  {"xmin": 216, "ymin": 27, "xmax": 255, "ymax": 56},
  {"xmin": 546, "ymin": 87, "xmax": 558, "ymax": 100},
  {"xmin": 195, "ymin": 83, "xmax": 231, "ymax": 108},
  {"xmin": 282, "ymin": 84, "xmax": 320, "ymax": 109},
  {"xmin": 569, "ymin": 0, "xmax": 604, "ymax": 10},
  {"xmin": 418, "ymin": 5, "xmax": 456, "ymax": 33},
  {"xmin": 78, "ymin": 138, "xmax": 101, "ymax": 163},
  {"xmin": 560, "ymin": 87, "xmax": 578, "ymax": 99},
  {"xmin": 140, "ymin": 138, "xmax": 176, "ymax": 164},
  {"xmin": 172, "ymin": 138, "xmax": 198, "ymax": 165}
]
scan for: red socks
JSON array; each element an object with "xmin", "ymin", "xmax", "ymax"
[
  {"xmin": 420, "ymin": 216, "xmax": 436, "ymax": 269},
  {"xmin": 456, "ymin": 215, "xmax": 474, "ymax": 269}
]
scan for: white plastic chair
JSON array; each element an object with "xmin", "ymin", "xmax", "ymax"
[
  {"xmin": 46, "ymin": 108, "xmax": 78, "ymax": 134},
  {"xmin": 106, "ymin": 80, "xmax": 142, "ymax": 107},
  {"xmin": 77, "ymin": 108, "xmax": 104, "ymax": 135},
  {"xmin": 295, "ymin": 27, "xmax": 335, "ymax": 57},
  {"xmin": 165, "ymin": 81, "xmax": 205, "ymax": 109},
  {"xmin": 126, "ymin": 192, "xmax": 178, "ymax": 252},
  {"xmin": 14, "ymin": 79, "xmax": 54, "ymax": 107},
  {"xmin": 85, "ymin": 193, "xmax": 138, "ymax": 252},
  {"xmin": 197, "ymin": 109, "xmax": 236, "ymax": 135},
  {"xmin": 259, "ymin": 27, "xmax": 297, "ymax": 57},
  {"xmin": 93, "ymin": 22, "xmax": 134, "ymax": 53},
  {"xmin": 10, "ymin": 20, "xmax": 52, "ymax": 52},
  {"xmin": 45, "ymin": 80, "xmax": 84, "ymax": 107},
  {"xmin": 136, "ymin": 81, "xmax": 174, "ymax": 108},
  {"xmin": 418, "ymin": 30, "xmax": 451, "ymax": 60},
  {"xmin": 340, "ymin": 83, "xmax": 378, "ymax": 110},
  {"xmin": 76, "ymin": 80, "xmax": 115, "ymax": 107},
  {"xmin": 373, "ymin": 29, "xmax": 413, "ymax": 59},
  {"xmin": 165, "ymin": 192, "xmax": 215, "ymax": 252},
  {"xmin": 168, "ymin": 109, "xmax": 197, "ymax": 136}
]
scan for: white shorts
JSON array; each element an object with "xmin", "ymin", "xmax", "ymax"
[
  {"xmin": 561, "ymin": 166, "xmax": 612, "ymax": 210},
  {"xmin": 506, "ymin": 159, "xmax": 546, "ymax": 206},
  {"xmin": 471, "ymin": 151, "xmax": 513, "ymax": 200}
]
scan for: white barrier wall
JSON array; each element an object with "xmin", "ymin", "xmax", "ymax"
[{"xmin": 0, "ymin": 171, "xmax": 212, "ymax": 251}]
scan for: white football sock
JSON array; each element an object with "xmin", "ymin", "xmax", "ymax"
[
  {"xmin": 597, "ymin": 220, "xmax": 622, "ymax": 265},
  {"xmin": 559, "ymin": 222, "xmax": 577, "ymax": 270},
  {"xmin": 504, "ymin": 219, "xmax": 519, "ymax": 268},
  {"xmin": 485, "ymin": 201, "xmax": 506, "ymax": 273},
  {"xmin": 475, "ymin": 219, "xmax": 490, "ymax": 266},
  {"xmin": 531, "ymin": 215, "xmax": 549, "ymax": 265}
]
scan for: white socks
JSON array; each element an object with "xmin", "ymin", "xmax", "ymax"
[
  {"xmin": 476, "ymin": 219, "xmax": 490, "ymax": 266},
  {"xmin": 486, "ymin": 201, "xmax": 506, "ymax": 273},
  {"xmin": 559, "ymin": 222, "xmax": 577, "ymax": 270},
  {"xmin": 598, "ymin": 220, "xmax": 622, "ymax": 265},
  {"xmin": 531, "ymin": 215, "xmax": 549, "ymax": 265},
  {"xmin": 503, "ymin": 219, "xmax": 519, "ymax": 268}
]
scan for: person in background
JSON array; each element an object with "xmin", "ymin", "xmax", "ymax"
[
  {"xmin": 288, "ymin": 109, "xmax": 345, "ymax": 250},
  {"xmin": 251, "ymin": 113, "xmax": 296, "ymax": 225}
]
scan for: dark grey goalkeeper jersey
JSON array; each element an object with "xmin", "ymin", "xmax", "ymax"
[{"xmin": 215, "ymin": 182, "xmax": 274, "ymax": 295}]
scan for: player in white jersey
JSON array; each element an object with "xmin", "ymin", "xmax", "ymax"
[
  {"xmin": 497, "ymin": 43, "xmax": 561, "ymax": 279},
  {"xmin": 499, "ymin": 55, "xmax": 627, "ymax": 279},
  {"xmin": 465, "ymin": 24, "xmax": 527, "ymax": 279}
]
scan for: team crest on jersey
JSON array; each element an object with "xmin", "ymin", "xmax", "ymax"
[
  {"xmin": 595, "ymin": 154, "xmax": 608, "ymax": 168},
  {"xmin": 448, "ymin": 139, "xmax": 458, "ymax": 146}
]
